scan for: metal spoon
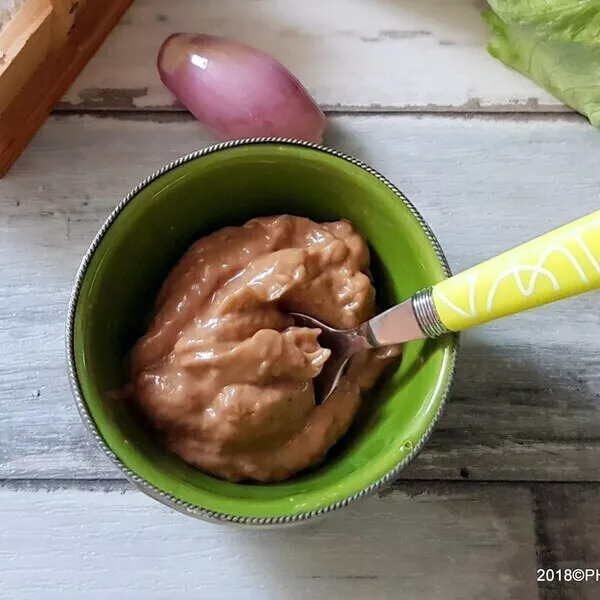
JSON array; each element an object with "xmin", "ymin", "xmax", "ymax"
[{"xmin": 292, "ymin": 210, "xmax": 600, "ymax": 404}]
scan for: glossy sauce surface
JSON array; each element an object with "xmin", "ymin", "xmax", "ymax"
[{"xmin": 130, "ymin": 216, "xmax": 398, "ymax": 482}]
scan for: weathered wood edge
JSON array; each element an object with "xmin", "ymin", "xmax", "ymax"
[{"xmin": 2, "ymin": 479, "xmax": 599, "ymax": 600}]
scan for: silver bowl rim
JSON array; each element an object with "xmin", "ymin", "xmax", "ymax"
[{"xmin": 66, "ymin": 137, "xmax": 458, "ymax": 527}]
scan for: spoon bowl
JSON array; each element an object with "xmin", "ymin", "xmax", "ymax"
[{"xmin": 289, "ymin": 312, "xmax": 372, "ymax": 403}]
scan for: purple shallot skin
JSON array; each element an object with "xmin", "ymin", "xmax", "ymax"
[{"xmin": 157, "ymin": 33, "xmax": 326, "ymax": 142}]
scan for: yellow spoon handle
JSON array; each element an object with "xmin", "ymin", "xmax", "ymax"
[{"xmin": 430, "ymin": 211, "xmax": 600, "ymax": 333}]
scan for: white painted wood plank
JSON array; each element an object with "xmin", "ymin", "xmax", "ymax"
[
  {"xmin": 59, "ymin": 0, "xmax": 561, "ymax": 112},
  {"xmin": 1, "ymin": 114, "xmax": 599, "ymax": 480},
  {"xmin": 0, "ymin": 482, "xmax": 537, "ymax": 600}
]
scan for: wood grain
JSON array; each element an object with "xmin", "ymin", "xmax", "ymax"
[
  {"xmin": 0, "ymin": 481, "xmax": 538, "ymax": 600},
  {"xmin": 57, "ymin": 0, "xmax": 563, "ymax": 113},
  {"xmin": 0, "ymin": 0, "xmax": 53, "ymax": 116},
  {"xmin": 533, "ymin": 484, "xmax": 600, "ymax": 600},
  {"xmin": 0, "ymin": 0, "xmax": 132, "ymax": 175},
  {"xmin": 1, "ymin": 113, "xmax": 599, "ymax": 481}
]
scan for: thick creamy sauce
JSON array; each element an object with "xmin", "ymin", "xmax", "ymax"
[{"xmin": 130, "ymin": 216, "xmax": 398, "ymax": 482}]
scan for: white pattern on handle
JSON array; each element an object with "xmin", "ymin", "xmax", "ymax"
[
  {"xmin": 435, "ymin": 288, "xmax": 473, "ymax": 318},
  {"xmin": 435, "ymin": 273, "xmax": 479, "ymax": 318},
  {"xmin": 574, "ymin": 217, "xmax": 600, "ymax": 273},
  {"xmin": 575, "ymin": 234, "xmax": 600, "ymax": 273},
  {"xmin": 435, "ymin": 217, "xmax": 600, "ymax": 322},
  {"xmin": 486, "ymin": 242, "xmax": 596, "ymax": 313},
  {"xmin": 487, "ymin": 265, "xmax": 559, "ymax": 313}
]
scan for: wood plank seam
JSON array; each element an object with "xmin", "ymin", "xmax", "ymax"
[{"xmin": 50, "ymin": 107, "xmax": 587, "ymax": 122}]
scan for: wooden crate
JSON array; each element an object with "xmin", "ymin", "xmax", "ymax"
[{"xmin": 0, "ymin": 0, "xmax": 132, "ymax": 176}]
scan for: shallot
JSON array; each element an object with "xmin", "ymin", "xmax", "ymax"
[{"xmin": 157, "ymin": 33, "xmax": 326, "ymax": 141}]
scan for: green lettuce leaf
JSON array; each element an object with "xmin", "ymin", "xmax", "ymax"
[{"xmin": 484, "ymin": 0, "xmax": 600, "ymax": 126}]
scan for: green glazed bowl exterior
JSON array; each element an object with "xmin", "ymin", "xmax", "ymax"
[{"xmin": 67, "ymin": 138, "xmax": 458, "ymax": 526}]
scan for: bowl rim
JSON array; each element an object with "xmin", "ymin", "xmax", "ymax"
[{"xmin": 66, "ymin": 137, "xmax": 458, "ymax": 527}]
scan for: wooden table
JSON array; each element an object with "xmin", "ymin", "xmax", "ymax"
[{"xmin": 1, "ymin": 1, "xmax": 599, "ymax": 598}]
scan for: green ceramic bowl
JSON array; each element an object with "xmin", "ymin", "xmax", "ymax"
[{"xmin": 67, "ymin": 139, "xmax": 457, "ymax": 526}]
